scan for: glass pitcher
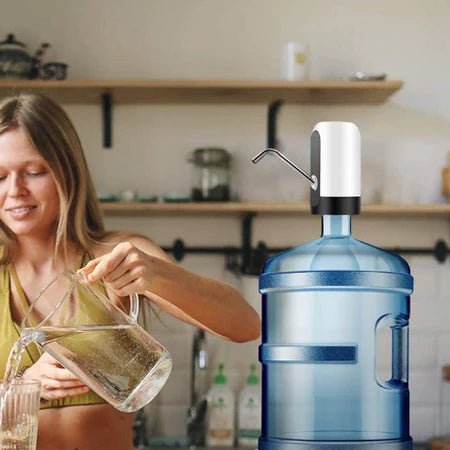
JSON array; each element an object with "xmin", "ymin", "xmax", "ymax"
[{"xmin": 20, "ymin": 270, "xmax": 172, "ymax": 413}]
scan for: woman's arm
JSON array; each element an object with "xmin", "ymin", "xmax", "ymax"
[{"xmin": 81, "ymin": 236, "xmax": 260, "ymax": 343}]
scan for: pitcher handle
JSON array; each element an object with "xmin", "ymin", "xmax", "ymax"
[{"xmin": 129, "ymin": 293, "xmax": 140, "ymax": 322}]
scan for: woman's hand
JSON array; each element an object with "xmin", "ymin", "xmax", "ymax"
[
  {"xmin": 79, "ymin": 242, "xmax": 152, "ymax": 297},
  {"xmin": 22, "ymin": 353, "xmax": 90, "ymax": 401}
]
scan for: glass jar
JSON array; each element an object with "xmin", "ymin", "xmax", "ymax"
[{"xmin": 189, "ymin": 147, "xmax": 231, "ymax": 201}]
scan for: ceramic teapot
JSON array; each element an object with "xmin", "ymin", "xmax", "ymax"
[{"xmin": 0, "ymin": 33, "xmax": 49, "ymax": 79}]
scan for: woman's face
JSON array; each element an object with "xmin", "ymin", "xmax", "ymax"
[{"xmin": 0, "ymin": 129, "xmax": 60, "ymax": 240}]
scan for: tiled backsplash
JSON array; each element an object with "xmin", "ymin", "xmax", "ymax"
[
  {"xmin": 409, "ymin": 257, "xmax": 450, "ymax": 442},
  {"xmin": 141, "ymin": 256, "xmax": 450, "ymax": 443}
]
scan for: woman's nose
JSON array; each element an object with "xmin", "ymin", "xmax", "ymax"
[{"xmin": 8, "ymin": 174, "xmax": 28, "ymax": 197}]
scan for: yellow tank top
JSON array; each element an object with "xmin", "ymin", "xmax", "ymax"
[{"xmin": 0, "ymin": 256, "xmax": 105, "ymax": 409}]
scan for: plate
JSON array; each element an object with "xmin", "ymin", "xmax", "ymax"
[{"xmin": 163, "ymin": 194, "xmax": 191, "ymax": 203}]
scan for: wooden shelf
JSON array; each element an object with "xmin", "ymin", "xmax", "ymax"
[
  {"xmin": 0, "ymin": 79, "xmax": 403, "ymax": 104},
  {"xmin": 100, "ymin": 201, "xmax": 450, "ymax": 217}
]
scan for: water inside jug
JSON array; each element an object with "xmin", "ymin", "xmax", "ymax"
[{"xmin": 253, "ymin": 122, "xmax": 413, "ymax": 450}]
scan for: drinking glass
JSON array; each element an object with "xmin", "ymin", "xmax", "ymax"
[{"xmin": 0, "ymin": 379, "xmax": 41, "ymax": 450}]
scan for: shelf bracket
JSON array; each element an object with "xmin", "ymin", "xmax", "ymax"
[
  {"xmin": 268, "ymin": 99, "xmax": 284, "ymax": 148},
  {"xmin": 240, "ymin": 213, "xmax": 268, "ymax": 275},
  {"xmin": 102, "ymin": 93, "xmax": 112, "ymax": 148},
  {"xmin": 241, "ymin": 213, "xmax": 256, "ymax": 274}
]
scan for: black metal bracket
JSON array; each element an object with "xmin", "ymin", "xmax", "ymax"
[
  {"xmin": 268, "ymin": 100, "xmax": 284, "ymax": 148},
  {"xmin": 101, "ymin": 96, "xmax": 282, "ymax": 150},
  {"xmin": 102, "ymin": 93, "xmax": 112, "ymax": 148},
  {"xmin": 241, "ymin": 213, "xmax": 257, "ymax": 274}
]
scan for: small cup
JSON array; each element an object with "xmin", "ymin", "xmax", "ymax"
[
  {"xmin": 0, "ymin": 379, "xmax": 41, "ymax": 450},
  {"xmin": 282, "ymin": 42, "xmax": 309, "ymax": 81},
  {"xmin": 40, "ymin": 62, "xmax": 68, "ymax": 80},
  {"xmin": 119, "ymin": 190, "xmax": 137, "ymax": 202}
]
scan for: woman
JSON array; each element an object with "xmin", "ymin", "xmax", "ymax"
[{"xmin": 0, "ymin": 94, "xmax": 260, "ymax": 450}]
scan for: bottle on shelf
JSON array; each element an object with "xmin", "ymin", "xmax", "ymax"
[
  {"xmin": 238, "ymin": 363, "xmax": 261, "ymax": 447},
  {"xmin": 206, "ymin": 363, "xmax": 235, "ymax": 447}
]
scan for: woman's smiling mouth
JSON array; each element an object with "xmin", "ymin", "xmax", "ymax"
[{"xmin": 6, "ymin": 205, "xmax": 37, "ymax": 218}]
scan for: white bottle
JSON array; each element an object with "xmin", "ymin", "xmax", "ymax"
[
  {"xmin": 281, "ymin": 42, "xmax": 309, "ymax": 80},
  {"xmin": 238, "ymin": 363, "xmax": 261, "ymax": 447},
  {"xmin": 206, "ymin": 363, "xmax": 235, "ymax": 447}
]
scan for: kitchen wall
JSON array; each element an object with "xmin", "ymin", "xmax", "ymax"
[{"xmin": 2, "ymin": 0, "xmax": 450, "ymax": 443}]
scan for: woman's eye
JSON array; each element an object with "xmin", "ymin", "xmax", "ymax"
[
  {"xmin": 27, "ymin": 171, "xmax": 46, "ymax": 177},
  {"xmin": 0, "ymin": 175, "xmax": 6, "ymax": 181}
]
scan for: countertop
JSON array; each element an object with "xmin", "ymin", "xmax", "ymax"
[{"xmin": 139, "ymin": 446, "xmax": 428, "ymax": 450}]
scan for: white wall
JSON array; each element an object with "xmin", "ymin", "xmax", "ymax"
[{"xmin": 2, "ymin": 0, "xmax": 450, "ymax": 443}]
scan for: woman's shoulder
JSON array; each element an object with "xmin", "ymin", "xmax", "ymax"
[{"xmin": 90, "ymin": 232, "xmax": 170, "ymax": 261}]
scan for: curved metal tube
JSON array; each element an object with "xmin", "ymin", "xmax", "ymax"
[{"xmin": 252, "ymin": 148, "xmax": 318, "ymax": 190}]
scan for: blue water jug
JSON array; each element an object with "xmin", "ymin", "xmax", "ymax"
[{"xmin": 253, "ymin": 122, "xmax": 413, "ymax": 449}]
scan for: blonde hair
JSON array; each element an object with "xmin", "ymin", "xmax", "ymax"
[{"xmin": 0, "ymin": 94, "xmax": 107, "ymax": 265}]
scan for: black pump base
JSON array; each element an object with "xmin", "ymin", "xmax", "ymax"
[{"xmin": 259, "ymin": 437, "xmax": 412, "ymax": 450}]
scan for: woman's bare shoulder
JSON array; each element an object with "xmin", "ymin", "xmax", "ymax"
[{"xmin": 90, "ymin": 231, "xmax": 171, "ymax": 261}]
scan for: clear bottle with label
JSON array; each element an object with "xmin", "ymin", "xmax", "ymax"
[
  {"xmin": 238, "ymin": 363, "xmax": 261, "ymax": 447},
  {"xmin": 206, "ymin": 363, "xmax": 234, "ymax": 447}
]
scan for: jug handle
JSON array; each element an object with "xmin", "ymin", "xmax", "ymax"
[
  {"xmin": 129, "ymin": 293, "xmax": 140, "ymax": 322},
  {"xmin": 375, "ymin": 314, "xmax": 409, "ymax": 390}
]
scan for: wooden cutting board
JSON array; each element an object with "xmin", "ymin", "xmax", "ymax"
[
  {"xmin": 442, "ymin": 152, "xmax": 450, "ymax": 202},
  {"xmin": 428, "ymin": 366, "xmax": 450, "ymax": 448},
  {"xmin": 428, "ymin": 436, "xmax": 450, "ymax": 449}
]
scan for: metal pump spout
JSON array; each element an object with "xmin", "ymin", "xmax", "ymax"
[{"xmin": 252, "ymin": 148, "xmax": 318, "ymax": 190}]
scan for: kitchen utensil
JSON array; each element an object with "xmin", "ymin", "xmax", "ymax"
[
  {"xmin": 97, "ymin": 192, "xmax": 119, "ymax": 202},
  {"xmin": 434, "ymin": 365, "xmax": 450, "ymax": 447},
  {"xmin": 282, "ymin": 42, "xmax": 309, "ymax": 81},
  {"xmin": 40, "ymin": 62, "xmax": 68, "ymax": 80},
  {"xmin": 20, "ymin": 270, "xmax": 172, "ymax": 412},
  {"xmin": 163, "ymin": 193, "xmax": 191, "ymax": 203},
  {"xmin": 350, "ymin": 72, "xmax": 387, "ymax": 81},
  {"xmin": 442, "ymin": 152, "xmax": 450, "ymax": 202},
  {"xmin": 119, "ymin": 189, "xmax": 137, "ymax": 202},
  {"xmin": 31, "ymin": 42, "xmax": 50, "ymax": 79},
  {"xmin": 0, "ymin": 34, "xmax": 49, "ymax": 79},
  {"xmin": 253, "ymin": 122, "xmax": 413, "ymax": 449},
  {"xmin": 137, "ymin": 195, "xmax": 158, "ymax": 203},
  {"xmin": 189, "ymin": 148, "xmax": 231, "ymax": 201},
  {"xmin": 0, "ymin": 379, "xmax": 41, "ymax": 450},
  {"xmin": 428, "ymin": 436, "xmax": 450, "ymax": 449}
]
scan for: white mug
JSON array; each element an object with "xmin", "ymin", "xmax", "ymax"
[{"xmin": 282, "ymin": 42, "xmax": 309, "ymax": 81}]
